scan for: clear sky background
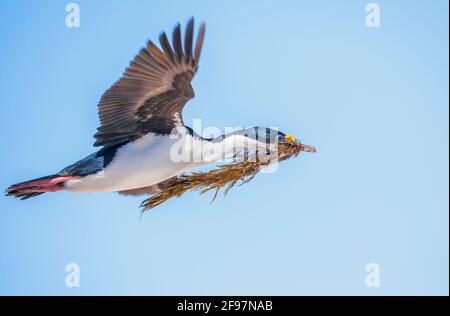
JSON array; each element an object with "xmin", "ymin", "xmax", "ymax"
[{"xmin": 0, "ymin": 0, "xmax": 448, "ymax": 295}]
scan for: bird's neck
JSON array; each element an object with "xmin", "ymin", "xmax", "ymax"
[
  {"xmin": 176, "ymin": 126, "xmax": 277, "ymax": 164},
  {"xmin": 199, "ymin": 133, "xmax": 275, "ymax": 163}
]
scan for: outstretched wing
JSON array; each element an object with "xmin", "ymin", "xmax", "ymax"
[{"xmin": 94, "ymin": 18, "xmax": 206, "ymax": 148}]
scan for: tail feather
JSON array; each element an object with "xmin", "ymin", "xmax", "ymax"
[
  {"xmin": 9, "ymin": 192, "xmax": 45, "ymax": 200},
  {"xmin": 5, "ymin": 175, "xmax": 73, "ymax": 200}
]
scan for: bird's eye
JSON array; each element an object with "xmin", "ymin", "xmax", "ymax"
[{"xmin": 277, "ymin": 135, "xmax": 284, "ymax": 142}]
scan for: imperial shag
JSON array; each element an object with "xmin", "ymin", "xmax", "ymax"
[{"xmin": 6, "ymin": 18, "xmax": 316, "ymax": 200}]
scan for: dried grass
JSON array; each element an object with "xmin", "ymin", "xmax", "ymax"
[{"xmin": 141, "ymin": 141, "xmax": 305, "ymax": 212}]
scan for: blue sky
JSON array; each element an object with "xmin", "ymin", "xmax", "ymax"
[{"xmin": 0, "ymin": 0, "xmax": 448, "ymax": 295}]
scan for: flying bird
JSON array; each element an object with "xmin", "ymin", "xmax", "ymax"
[{"xmin": 6, "ymin": 18, "xmax": 316, "ymax": 201}]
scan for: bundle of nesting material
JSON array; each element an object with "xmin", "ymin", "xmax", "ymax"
[{"xmin": 141, "ymin": 141, "xmax": 316, "ymax": 211}]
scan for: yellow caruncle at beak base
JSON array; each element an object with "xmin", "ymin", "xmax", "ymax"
[{"xmin": 284, "ymin": 134, "xmax": 295, "ymax": 142}]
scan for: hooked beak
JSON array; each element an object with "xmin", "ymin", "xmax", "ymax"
[{"xmin": 300, "ymin": 144, "xmax": 317, "ymax": 153}]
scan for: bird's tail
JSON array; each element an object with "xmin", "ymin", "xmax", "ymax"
[{"xmin": 5, "ymin": 175, "xmax": 74, "ymax": 200}]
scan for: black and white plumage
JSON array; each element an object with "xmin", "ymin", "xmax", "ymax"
[{"xmin": 6, "ymin": 18, "xmax": 315, "ymax": 200}]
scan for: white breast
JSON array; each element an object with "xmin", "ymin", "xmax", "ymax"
[{"xmin": 65, "ymin": 133, "xmax": 203, "ymax": 192}]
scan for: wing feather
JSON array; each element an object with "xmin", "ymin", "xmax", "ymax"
[
  {"xmin": 194, "ymin": 22, "xmax": 206, "ymax": 68},
  {"xmin": 172, "ymin": 23, "xmax": 183, "ymax": 63},
  {"xmin": 94, "ymin": 18, "xmax": 205, "ymax": 148},
  {"xmin": 184, "ymin": 18, "xmax": 194, "ymax": 63}
]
